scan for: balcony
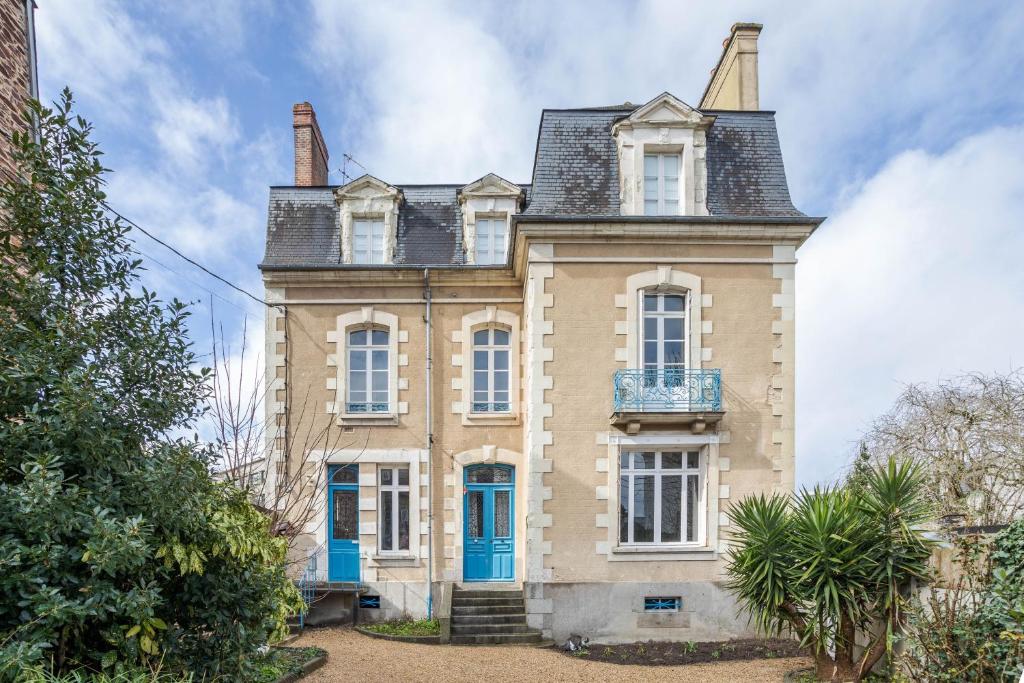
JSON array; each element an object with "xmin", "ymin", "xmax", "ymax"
[{"xmin": 611, "ymin": 368, "xmax": 724, "ymax": 434}]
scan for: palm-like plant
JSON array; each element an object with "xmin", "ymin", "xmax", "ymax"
[{"xmin": 725, "ymin": 458, "xmax": 932, "ymax": 681}]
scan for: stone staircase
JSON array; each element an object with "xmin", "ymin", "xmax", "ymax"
[{"xmin": 450, "ymin": 588, "xmax": 544, "ymax": 645}]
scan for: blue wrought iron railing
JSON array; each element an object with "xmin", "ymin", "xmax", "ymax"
[
  {"xmin": 613, "ymin": 368, "xmax": 721, "ymax": 412},
  {"xmin": 296, "ymin": 544, "xmax": 324, "ymax": 629}
]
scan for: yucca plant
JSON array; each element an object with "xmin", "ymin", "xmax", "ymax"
[{"xmin": 726, "ymin": 458, "xmax": 932, "ymax": 681}]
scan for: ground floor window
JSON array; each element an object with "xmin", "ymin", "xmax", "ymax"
[
  {"xmin": 619, "ymin": 450, "xmax": 701, "ymax": 545},
  {"xmin": 378, "ymin": 466, "xmax": 409, "ymax": 552}
]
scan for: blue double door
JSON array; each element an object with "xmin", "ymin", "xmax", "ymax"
[
  {"xmin": 463, "ymin": 465, "xmax": 515, "ymax": 582},
  {"xmin": 328, "ymin": 464, "xmax": 360, "ymax": 582}
]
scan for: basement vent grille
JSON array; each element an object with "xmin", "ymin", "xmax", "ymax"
[
  {"xmin": 359, "ymin": 595, "xmax": 381, "ymax": 609},
  {"xmin": 644, "ymin": 597, "xmax": 680, "ymax": 612}
]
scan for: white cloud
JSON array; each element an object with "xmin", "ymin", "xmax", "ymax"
[
  {"xmin": 152, "ymin": 94, "xmax": 239, "ymax": 170},
  {"xmin": 796, "ymin": 125, "xmax": 1024, "ymax": 485}
]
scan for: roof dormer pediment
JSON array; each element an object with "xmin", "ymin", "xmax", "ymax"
[
  {"xmin": 613, "ymin": 92, "xmax": 713, "ymax": 133},
  {"xmin": 459, "ymin": 173, "xmax": 523, "ymax": 202},
  {"xmin": 334, "ymin": 174, "xmax": 403, "ymax": 203}
]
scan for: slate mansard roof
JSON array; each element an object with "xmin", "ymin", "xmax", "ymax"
[{"xmin": 262, "ymin": 104, "xmax": 808, "ymax": 269}]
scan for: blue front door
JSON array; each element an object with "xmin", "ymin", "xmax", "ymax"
[
  {"xmin": 463, "ymin": 464, "xmax": 514, "ymax": 581},
  {"xmin": 327, "ymin": 464, "xmax": 360, "ymax": 582}
]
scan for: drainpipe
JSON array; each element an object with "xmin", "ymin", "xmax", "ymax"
[{"xmin": 424, "ymin": 268, "xmax": 434, "ymax": 618}]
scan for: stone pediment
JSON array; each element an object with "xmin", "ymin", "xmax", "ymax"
[
  {"xmin": 459, "ymin": 173, "xmax": 523, "ymax": 202},
  {"xmin": 614, "ymin": 92, "xmax": 712, "ymax": 132},
  {"xmin": 334, "ymin": 174, "xmax": 402, "ymax": 203}
]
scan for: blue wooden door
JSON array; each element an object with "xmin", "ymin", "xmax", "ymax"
[
  {"xmin": 327, "ymin": 464, "xmax": 360, "ymax": 582},
  {"xmin": 464, "ymin": 465, "xmax": 514, "ymax": 581}
]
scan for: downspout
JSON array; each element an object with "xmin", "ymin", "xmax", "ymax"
[
  {"xmin": 424, "ymin": 268, "xmax": 433, "ymax": 618},
  {"xmin": 23, "ymin": 0, "xmax": 39, "ymax": 140}
]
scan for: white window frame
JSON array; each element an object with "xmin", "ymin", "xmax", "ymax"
[
  {"xmin": 619, "ymin": 449, "xmax": 704, "ymax": 547},
  {"xmin": 641, "ymin": 291, "xmax": 688, "ymax": 372},
  {"xmin": 458, "ymin": 307, "xmax": 520, "ymax": 426},
  {"xmin": 378, "ymin": 465, "xmax": 410, "ymax": 554},
  {"xmin": 643, "ymin": 152, "xmax": 681, "ymax": 216},
  {"xmin": 346, "ymin": 326, "xmax": 389, "ymax": 413},
  {"xmin": 330, "ymin": 308, "xmax": 403, "ymax": 423},
  {"xmin": 353, "ymin": 218, "xmax": 386, "ymax": 264},
  {"xmin": 474, "ymin": 216, "xmax": 508, "ymax": 265},
  {"xmin": 470, "ymin": 325, "xmax": 512, "ymax": 414}
]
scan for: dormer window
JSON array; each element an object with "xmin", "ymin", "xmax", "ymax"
[
  {"xmin": 643, "ymin": 153, "xmax": 680, "ymax": 216},
  {"xmin": 353, "ymin": 219, "xmax": 386, "ymax": 264},
  {"xmin": 474, "ymin": 217, "xmax": 508, "ymax": 265}
]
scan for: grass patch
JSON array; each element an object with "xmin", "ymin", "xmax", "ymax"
[
  {"xmin": 362, "ymin": 619, "xmax": 440, "ymax": 637},
  {"xmin": 250, "ymin": 646, "xmax": 326, "ymax": 683}
]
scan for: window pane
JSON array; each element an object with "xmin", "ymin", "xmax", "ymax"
[
  {"xmin": 333, "ymin": 490, "xmax": 358, "ymax": 540},
  {"xmin": 633, "ymin": 475, "xmax": 655, "ymax": 543},
  {"xmin": 494, "ymin": 350, "xmax": 508, "ymax": 370},
  {"xmin": 644, "ymin": 341, "xmax": 658, "ymax": 364},
  {"xmin": 349, "ymin": 329, "xmax": 367, "ymax": 346},
  {"xmin": 662, "ymin": 475, "xmax": 682, "ymax": 543},
  {"xmin": 633, "ymin": 452, "xmax": 655, "ymax": 469},
  {"xmin": 663, "ymin": 317, "xmax": 683, "ymax": 340},
  {"xmin": 466, "ymin": 466, "xmax": 512, "ymax": 483},
  {"xmin": 331, "ymin": 465, "xmax": 358, "ymax": 484},
  {"xmin": 621, "ymin": 452, "xmax": 631, "ymax": 469},
  {"xmin": 473, "ymin": 350, "xmax": 488, "ymax": 371},
  {"xmin": 686, "ymin": 475, "xmax": 699, "ymax": 542},
  {"xmin": 474, "ymin": 370, "xmax": 488, "ymax": 392},
  {"xmin": 474, "ymin": 329, "xmax": 489, "ymax": 345},
  {"xmin": 619, "ymin": 475, "xmax": 630, "ymax": 543},
  {"xmin": 662, "ymin": 452, "xmax": 683, "ymax": 469},
  {"xmin": 494, "ymin": 371, "xmax": 508, "ymax": 391},
  {"xmin": 644, "ymin": 199, "xmax": 658, "ymax": 215},
  {"xmin": 643, "ymin": 317, "xmax": 657, "ymax": 341},
  {"xmin": 398, "ymin": 468, "xmax": 409, "ymax": 486},
  {"xmin": 644, "ymin": 154, "xmax": 658, "ymax": 176},
  {"xmin": 380, "ymin": 468, "xmax": 393, "ymax": 485},
  {"xmin": 494, "ymin": 490, "xmax": 510, "ymax": 537},
  {"xmin": 468, "ymin": 491, "xmax": 484, "ymax": 538},
  {"xmin": 350, "ymin": 350, "xmax": 366, "ymax": 372},
  {"xmin": 372, "ymin": 371, "xmax": 387, "ymax": 392},
  {"xmin": 380, "ymin": 490, "xmax": 393, "ymax": 550},
  {"xmin": 398, "ymin": 491, "xmax": 409, "ymax": 550},
  {"xmin": 493, "ymin": 329, "xmax": 509, "ymax": 345},
  {"xmin": 664, "ymin": 177, "xmax": 679, "ymax": 200},
  {"xmin": 644, "ymin": 294, "xmax": 658, "ymax": 312},
  {"xmin": 663, "ymin": 154, "xmax": 679, "ymax": 177},
  {"xmin": 350, "ymin": 370, "xmax": 366, "ymax": 393},
  {"xmin": 664, "ymin": 342, "xmax": 684, "ymax": 364},
  {"xmin": 687, "ymin": 451, "xmax": 700, "ymax": 469},
  {"xmin": 663, "ymin": 295, "xmax": 685, "ymax": 312},
  {"xmin": 372, "ymin": 329, "xmax": 388, "ymax": 345}
]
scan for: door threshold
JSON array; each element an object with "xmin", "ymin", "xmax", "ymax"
[{"xmin": 455, "ymin": 582, "xmax": 522, "ymax": 590}]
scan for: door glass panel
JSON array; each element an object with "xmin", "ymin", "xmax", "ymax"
[
  {"xmin": 619, "ymin": 475, "xmax": 629, "ymax": 543},
  {"xmin": 633, "ymin": 475, "xmax": 654, "ymax": 543},
  {"xmin": 466, "ymin": 466, "xmax": 512, "ymax": 484},
  {"xmin": 398, "ymin": 468, "xmax": 409, "ymax": 486},
  {"xmin": 468, "ymin": 491, "xmax": 484, "ymax": 538},
  {"xmin": 686, "ymin": 474, "xmax": 699, "ymax": 542},
  {"xmin": 333, "ymin": 490, "xmax": 357, "ymax": 540},
  {"xmin": 399, "ymin": 491, "xmax": 410, "ymax": 550},
  {"xmin": 330, "ymin": 465, "xmax": 358, "ymax": 484},
  {"xmin": 661, "ymin": 475, "xmax": 682, "ymax": 543},
  {"xmin": 380, "ymin": 490, "xmax": 393, "ymax": 550},
  {"xmin": 662, "ymin": 452, "xmax": 683, "ymax": 469},
  {"xmin": 494, "ymin": 490, "xmax": 510, "ymax": 537}
]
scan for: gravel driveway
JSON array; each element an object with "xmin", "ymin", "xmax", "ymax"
[{"xmin": 293, "ymin": 627, "xmax": 811, "ymax": 682}]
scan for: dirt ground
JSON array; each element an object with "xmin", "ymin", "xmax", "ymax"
[{"xmin": 293, "ymin": 627, "xmax": 812, "ymax": 682}]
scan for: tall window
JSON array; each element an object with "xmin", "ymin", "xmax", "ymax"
[
  {"xmin": 642, "ymin": 292, "xmax": 686, "ymax": 373},
  {"xmin": 347, "ymin": 327, "xmax": 389, "ymax": 413},
  {"xmin": 475, "ymin": 218, "xmax": 507, "ymax": 265},
  {"xmin": 643, "ymin": 153, "xmax": 680, "ymax": 215},
  {"xmin": 353, "ymin": 219, "xmax": 386, "ymax": 264},
  {"xmin": 471, "ymin": 327, "xmax": 510, "ymax": 413},
  {"xmin": 378, "ymin": 466, "xmax": 410, "ymax": 552},
  {"xmin": 619, "ymin": 450, "xmax": 701, "ymax": 545}
]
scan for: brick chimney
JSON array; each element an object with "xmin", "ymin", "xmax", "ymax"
[
  {"xmin": 699, "ymin": 23, "xmax": 762, "ymax": 111},
  {"xmin": 292, "ymin": 102, "xmax": 329, "ymax": 186}
]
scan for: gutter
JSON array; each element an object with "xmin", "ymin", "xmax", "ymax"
[
  {"xmin": 23, "ymin": 0, "xmax": 39, "ymax": 140},
  {"xmin": 512, "ymin": 214, "xmax": 825, "ymax": 226}
]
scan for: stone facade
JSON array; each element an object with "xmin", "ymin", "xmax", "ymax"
[
  {"xmin": 264, "ymin": 23, "xmax": 824, "ymax": 642},
  {"xmin": 0, "ymin": 0, "xmax": 36, "ymax": 183}
]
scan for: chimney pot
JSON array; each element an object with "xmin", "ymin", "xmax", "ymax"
[{"xmin": 293, "ymin": 102, "xmax": 329, "ymax": 186}]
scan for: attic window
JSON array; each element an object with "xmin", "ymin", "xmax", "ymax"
[
  {"xmin": 643, "ymin": 153, "xmax": 680, "ymax": 216},
  {"xmin": 353, "ymin": 219, "xmax": 386, "ymax": 264},
  {"xmin": 475, "ymin": 217, "xmax": 508, "ymax": 265}
]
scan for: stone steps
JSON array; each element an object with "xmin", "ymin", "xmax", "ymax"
[{"xmin": 449, "ymin": 588, "xmax": 543, "ymax": 645}]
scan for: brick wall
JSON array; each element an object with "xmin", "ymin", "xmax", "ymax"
[{"xmin": 0, "ymin": 0, "xmax": 32, "ymax": 182}]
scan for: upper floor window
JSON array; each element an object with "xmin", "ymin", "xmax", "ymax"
[
  {"xmin": 347, "ymin": 327, "xmax": 389, "ymax": 413},
  {"xmin": 643, "ymin": 292, "xmax": 686, "ymax": 372},
  {"xmin": 619, "ymin": 450, "xmax": 702, "ymax": 545},
  {"xmin": 643, "ymin": 153, "xmax": 680, "ymax": 216},
  {"xmin": 475, "ymin": 218, "xmax": 508, "ymax": 265},
  {"xmin": 353, "ymin": 219, "xmax": 386, "ymax": 264},
  {"xmin": 471, "ymin": 326, "xmax": 511, "ymax": 413},
  {"xmin": 378, "ymin": 466, "xmax": 410, "ymax": 553}
]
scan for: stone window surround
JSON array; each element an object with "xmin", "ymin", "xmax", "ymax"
[
  {"xmin": 452, "ymin": 306, "xmax": 521, "ymax": 426},
  {"xmin": 458, "ymin": 174, "xmax": 522, "ymax": 265},
  {"xmin": 327, "ymin": 307, "xmax": 409, "ymax": 424},
  {"xmin": 596, "ymin": 433, "xmax": 723, "ymax": 562},
  {"xmin": 335, "ymin": 176, "xmax": 402, "ymax": 265},
  {"xmin": 306, "ymin": 448, "xmax": 428, "ymax": 574}
]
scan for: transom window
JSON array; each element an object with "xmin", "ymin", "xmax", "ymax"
[
  {"xmin": 619, "ymin": 450, "xmax": 702, "ymax": 545},
  {"xmin": 475, "ymin": 217, "xmax": 507, "ymax": 265},
  {"xmin": 642, "ymin": 292, "xmax": 686, "ymax": 372},
  {"xmin": 347, "ymin": 327, "xmax": 389, "ymax": 413},
  {"xmin": 378, "ymin": 466, "xmax": 410, "ymax": 553},
  {"xmin": 471, "ymin": 327, "xmax": 510, "ymax": 413},
  {"xmin": 353, "ymin": 219, "xmax": 386, "ymax": 264},
  {"xmin": 643, "ymin": 153, "xmax": 680, "ymax": 216}
]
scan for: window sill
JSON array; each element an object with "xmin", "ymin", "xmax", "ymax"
[
  {"xmin": 370, "ymin": 554, "xmax": 419, "ymax": 567},
  {"xmin": 340, "ymin": 413, "xmax": 399, "ymax": 426},
  {"xmin": 608, "ymin": 545, "xmax": 716, "ymax": 562},
  {"xmin": 462, "ymin": 412, "xmax": 520, "ymax": 427}
]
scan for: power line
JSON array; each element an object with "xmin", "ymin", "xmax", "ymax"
[{"xmin": 102, "ymin": 201, "xmax": 274, "ymax": 310}]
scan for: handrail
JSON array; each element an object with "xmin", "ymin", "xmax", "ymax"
[
  {"xmin": 296, "ymin": 544, "xmax": 325, "ymax": 629},
  {"xmin": 613, "ymin": 368, "xmax": 721, "ymax": 412}
]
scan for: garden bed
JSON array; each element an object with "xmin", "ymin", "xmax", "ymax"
[
  {"xmin": 253, "ymin": 646, "xmax": 328, "ymax": 683},
  {"xmin": 559, "ymin": 638, "xmax": 805, "ymax": 666},
  {"xmin": 356, "ymin": 619, "xmax": 441, "ymax": 644}
]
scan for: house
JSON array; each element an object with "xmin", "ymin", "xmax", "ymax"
[
  {"xmin": 260, "ymin": 22, "xmax": 823, "ymax": 643},
  {"xmin": 0, "ymin": 0, "xmax": 38, "ymax": 182}
]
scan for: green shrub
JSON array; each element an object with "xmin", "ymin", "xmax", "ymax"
[
  {"xmin": 363, "ymin": 619, "xmax": 440, "ymax": 637},
  {"xmin": 0, "ymin": 92, "xmax": 301, "ymax": 680}
]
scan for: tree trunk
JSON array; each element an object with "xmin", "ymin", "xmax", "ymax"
[{"xmin": 831, "ymin": 613, "xmax": 858, "ymax": 681}]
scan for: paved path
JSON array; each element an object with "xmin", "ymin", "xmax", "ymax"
[{"xmin": 294, "ymin": 627, "xmax": 811, "ymax": 682}]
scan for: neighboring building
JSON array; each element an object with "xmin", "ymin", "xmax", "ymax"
[
  {"xmin": 0, "ymin": 0, "xmax": 38, "ymax": 182},
  {"xmin": 261, "ymin": 23, "xmax": 823, "ymax": 642}
]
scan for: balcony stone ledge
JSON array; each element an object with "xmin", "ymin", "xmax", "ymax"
[{"xmin": 609, "ymin": 410, "xmax": 725, "ymax": 435}]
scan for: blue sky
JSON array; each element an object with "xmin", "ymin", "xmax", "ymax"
[{"xmin": 35, "ymin": 1, "xmax": 1024, "ymax": 485}]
